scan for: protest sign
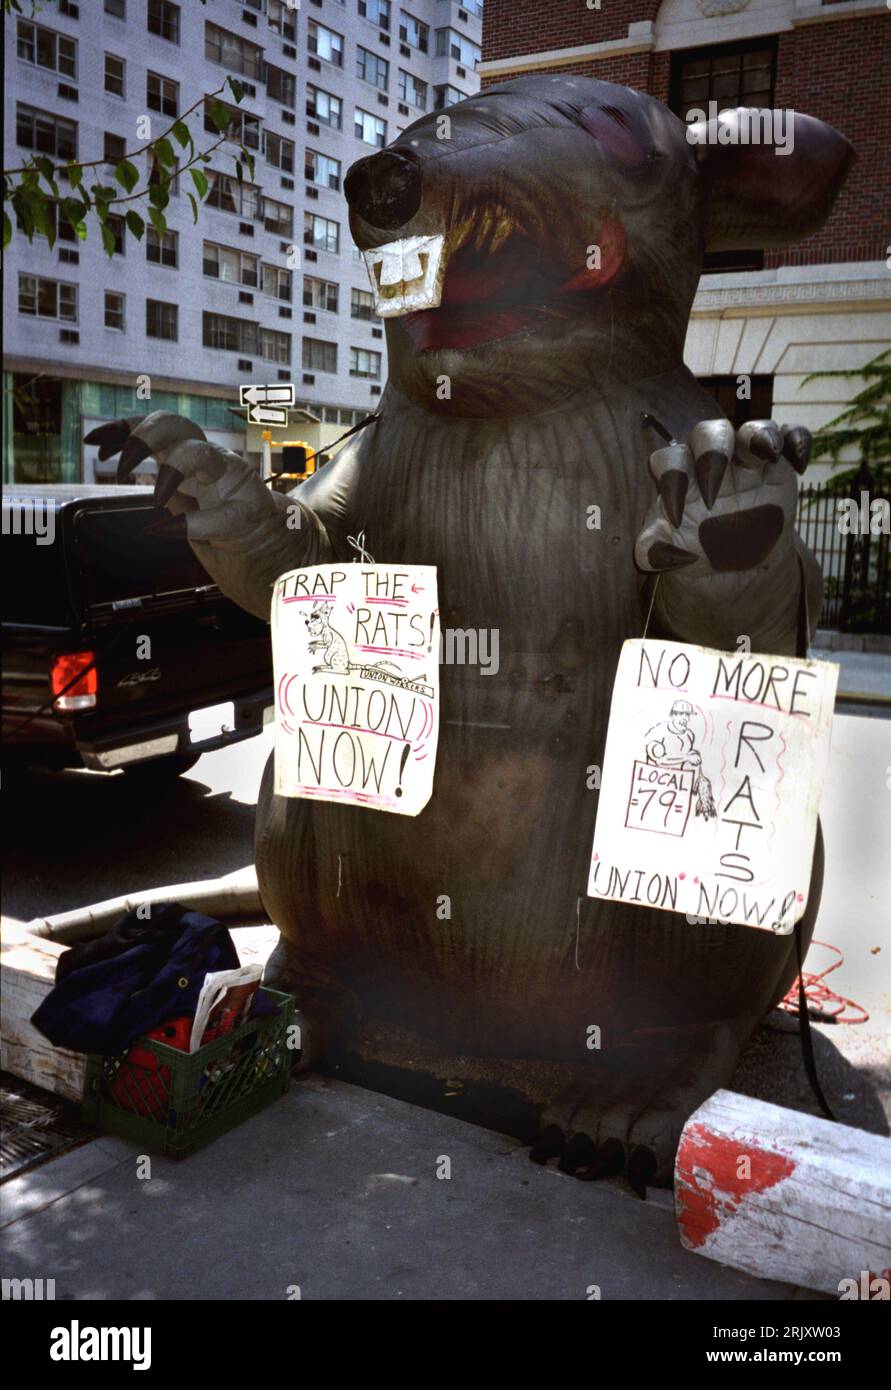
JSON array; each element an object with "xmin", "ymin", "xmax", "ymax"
[
  {"xmin": 271, "ymin": 563, "xmax": 439, "ymax": 815},
  {"xmin": 587, "ymin": 639, "xmax": 838, "ymax": 932}
]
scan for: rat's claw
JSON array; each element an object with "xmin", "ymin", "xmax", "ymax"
[
  {"xmin": 735, "ymin": 419, "xmax": 782, "ymax": 469},
  {"xmin": 118, "ymin": 436, "xmax": 153, "ymax": 483},
  {"xmin": 648, "ymin": 540, "xmax": 698, "ymax": 571},
  {"xmin": 84, "ymin": 415, "xmax": 145, "ymax": 461},
  {"xmin": 529, "ymin": 1123, "xmax": 566, "ymax": 1165},
  {"xmin": 649, "ymin": 445, "xmax": 691, "ymax": 528},
  {"xmin": 689, "ymin": 418, "xmax": 734, "ymax": 509},
  {"xmin": 781, "ymin": 424, "xmax": 812, "ymax": 475},
  {"xmin": 558, "ymin": 1132, "xmax": 597, "ymax": 1175},
  {"xmin": 576, "ymin": 1138, "xmax": 625, "ymax": 1182},
  {"xmin": 154, "ymin": 464, "xmax": 185, "ymax": 508},
  {"xmin": 627, "ymin": 1145, "xmax": 657, "ymax": 1200}
]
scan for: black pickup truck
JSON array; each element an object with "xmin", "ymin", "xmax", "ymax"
[{"xmin": 2, "ymin": 485, "xmax": 273, "ymax": 779}]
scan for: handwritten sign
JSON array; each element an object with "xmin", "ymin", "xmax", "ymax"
[
  {"xmin": 271, "ymin": 563, "xmax": 439, "ymax": 815},
  {"xmin": 587, "ymin": 639, "xmax": 838, "ymax": 932}
]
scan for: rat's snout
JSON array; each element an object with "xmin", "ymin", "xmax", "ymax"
[
  {"xmin": 346, "ymin": 149, "xmax": 446, "ymax": 318},
  {"xmin": 345, "ymin": 150, "xmax": 423, "ymax": 231}
]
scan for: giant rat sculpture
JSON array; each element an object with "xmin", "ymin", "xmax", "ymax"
[{"xmin": 88, "ymin": 78, "xmax": 854, "ymax": 1192}]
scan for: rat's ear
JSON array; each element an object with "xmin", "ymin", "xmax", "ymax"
[{"xmin": 690, "ymin": 109, "xmax": 855, "ymax": 251}]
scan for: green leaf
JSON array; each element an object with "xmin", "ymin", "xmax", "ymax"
[
  {"xmin": 227, "ymin": 77, "xmax": 244, "ymax": 104},
  {"xmin": 2, "ymin": 212, "xmax": 11, "ymax": 248},
  {"xmin": 189, "ymin": 167, "xmax": 208, "ymax": 199},
  {"xmin": 101, "ymin": 223, "xmax": 117, "ymax": 257},
  {"xmin": 125, "ymin": 209, "xmax": 145, "ymax": 239},
  {"xmin": 74, "ymin": 220, "xmax": 87, "ymax": 240},
  {"xmin": 148, "ymin": 206, "xmax": 167, "ymax": 237},
  {"xmin": 35, "ymin": 157, "xmax": 59, "ymax": 195},
  {"xmin": 154, "ymin": 137, "xmax": 176, "ymax": 168},
  {"xmin": 149, "ymin": 182, "xmax": 170, "ymax": 211},
  {"xmin": 241, "ymin": 150, "xmax": 255, "ymax": 180},
  {"xmin": 66, "ymin": 163, "xmax": 83, "ymax": 189},
  {"xmin": 114, "ymin": 159, "xmax": 140, "ymax": 193},
  {"xmin": 187, "ymin": 192, "xmax": 199, "ymax": 224},
  {"xmin": 234, "ymin": 159, "xmax": 244, "ymax": 186},
  {"xmin": 171, "ymin": 120, "xmax": 191, "ymax": 149},
  {"xmin": 208, "ymin": 101, "xmax": 231, "ymax": 132},
  {"xmin": 63, "ymin": 195, "xmax": 87, "ymax": 226}
]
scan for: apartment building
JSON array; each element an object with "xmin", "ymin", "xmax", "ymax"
[
  {"xmin": 479, "ymin": 0, "xmax": 890, "ymax": 483},
  {"xmin": 3, "ymin": 0, "xmax": 482, "ymax": 483}
]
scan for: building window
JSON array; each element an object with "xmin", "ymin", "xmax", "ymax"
[
  {"xmin": 698, "ymin": 375, "xmax": 774, "ymax": 430},
  {"xmin": 104, "ymin": 131, "xmax": 126, "ymax": 165},
  {"xmin": 350, "ymin": 347, "xmax": 382, "ymax": 380},
  {"xmin": 260, "ymin": 327, "xmax": 291, "ymax": 364},
  {"xmin": 351, "ymin": 288, "xmax": 377, "ymax": 321},
  {"xmin": 105, "ymin": 213, "xmax": 126, "ymax": 256},
  {"xmin": 206, "ymin": 170, "xmax": 260, "ymax": 219},
  {"xmin": 148, "ymin": 0, "xmax": 180, "ymax": 44},
  {"xmin": 304, "ymin": 212, "xmax": 340, "ymax": 254},
  {"xmin": 267, "ymin": 64, "xmax": 296, "ymax": 108},
  {"xmin": 205, "ymin": 97, "xmax": 261, "ymax": 150},
  {"xmin": 146, "ymin": 226, "xmax": 178, "ymax": 267},
  {"xmin": 307, "ymin": 21, "xmax": 343, "ymax": 67},
  {"xmin": 303, "ymin": 338, "xmax": 337, "ymax": 373},
  {"xmin": 146, "ymin": 299, "xmax": 178, "ymax": 340},
  {"xmin": 205, "ymin": 22, "xmax": 262, "ymax": 79},
  {"xmin": 435, "ymin": 29, "xmax": 480, "ymax": 68},
  {"xmin": 267, "ymin": 0, "xmax": 297, "ymax": 42},
  {"xmin": 264, "ymin": 130, "xmax": 295, "ymax": 173},
  {"xmin": 203, "ymin": 241, "xmax": 258, "ymax": 287},
  {"xmin": 304, "ymin": 276, "xmax": 338, "ymax": 313},
  {"xmin": 19, "ymin": 274, "xmax": 77, "ymax": 321},
  {"xmin": 17, "ymin": 20, "xmax": 77, "ymax": 78},
  {"xmin": 669, "ymin": 40, "xmax": 776, "ymax": 124},
  {"xmin": 147, "ymin": 71, "xmax": 178, "ymax": 117},
  {"xmin": 355, "ymin": 109, "xmax": 386, "ymax": 148},
  {"xmin": 105, "ymin": 0, "xmax": 125, "ymax": 15},
  {"xmin": 399, "ymin": 11, "xmax": 428, "ymax": 53},
  {"xmin": 261, "ymin": 264, "xmax": 292, "ymax": 302},
  {"xmin": 104, "ymin": 290, "xmax": 125, "ymax": 330},
  {"xmin": 356, "ymin": 46, "xmax": 388, "ymax": 91},
  {"xmin": 104, "ymin": 54, "xmax": 125, "ymax": 98},
  {"xmin": 203, "ymin": 311, "xmax": 258, "ymax": 354},
  {"xmin": 360, "ymin": 0, "xmax": 390, "ymax": 30},
  {"xmin": 398, "ymin": 70, "xmax": 427, "ymax": 110},
  {"xmin": 263, "ymin": 196, "xmax": 293, "ymax": 237},
  {"xmin": 16, "ymin": 105, "xmax": 77, "ymax": 160},
  {"xmin": 306, "ymin": 86, "xmax": 342, "ymax": 130},
  {"xmin": 670, "ymin": 40, "xmax": 776, "ymax": 272},
  {"xmin": 434, "ymin": 85, "xmax": 463, "ymax": 110},
  {"xmin": 305, "ymin": 149, "xmax": 341, "ymax": 191}
]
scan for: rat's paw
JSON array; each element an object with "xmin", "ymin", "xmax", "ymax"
[
  {"xmin": 85, "ymin": 410, "xmax": 277, "ymax": 552},
  {"xmin": 635, "ymin": 418, "xmax": 809, "ymax": 579}
]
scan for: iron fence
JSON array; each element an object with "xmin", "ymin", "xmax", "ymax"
[{"xmin": 795, "ymin": 464, "xmax": 890, "ymax": 634}]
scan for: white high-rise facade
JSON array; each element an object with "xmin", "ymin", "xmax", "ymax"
[{"xmin": 3, "ymin": 0, "xmax": 482, "ymax": 482}]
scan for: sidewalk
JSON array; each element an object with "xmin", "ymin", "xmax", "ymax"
[
  {"xmin": 0, "ymin": 1074, "xmax": 827, "ymax": 1301},
  {"xmin": 809, "ymin": 639, "xmax": 891, "ymax": 709}
]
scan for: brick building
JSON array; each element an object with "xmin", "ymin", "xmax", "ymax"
[{"xmin": 478, "ymin": 0, "xmax": 890, "ymax": 479}]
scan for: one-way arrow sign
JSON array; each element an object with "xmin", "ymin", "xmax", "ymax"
[
  {"xmin": 239, "ymin": 382, "xmax": 295, "ymax": 407},
  {"xmin": 247, "ymin": 404, "xmax": 289, "ymax": 426}
]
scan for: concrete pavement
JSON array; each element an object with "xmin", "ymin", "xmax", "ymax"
[{"xmin": 0, "ymin": 1074, "xmax": 827, "ymax": 1301}]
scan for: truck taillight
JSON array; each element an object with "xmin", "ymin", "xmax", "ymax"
[{"xmin": 51, "ymin": 651, "xmax": 98, "ymax": 711}]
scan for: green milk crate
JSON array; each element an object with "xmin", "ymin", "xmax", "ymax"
[{"xmin": 82, "ymin": 989, "xmax": 294, "ymax": 1159}]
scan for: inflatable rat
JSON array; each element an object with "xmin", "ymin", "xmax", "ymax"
[{"xmin": 89, "ymin": 77, "xmax": 854, "ymax": 1191}]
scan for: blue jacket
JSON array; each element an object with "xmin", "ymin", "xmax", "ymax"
[{"xmin": 32, "ymin": 903, "xmax": 245, "ymax": 1055}]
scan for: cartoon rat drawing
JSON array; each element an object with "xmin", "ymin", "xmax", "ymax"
[
  {"xmin": 645, "ymin": 699, "xmax": 717, "ymax": 821},
  {"xmin": 305, "ymin": 603, "xmax": 351, "ymax": 675},
  {"xmin": 92, "ymin": 77, "xmax": 853, "ymax": 1194}
]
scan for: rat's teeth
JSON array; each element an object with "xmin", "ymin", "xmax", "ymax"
[{"xmin": 362, "ymin": 234, "xmax": 446, "ymax": 317}]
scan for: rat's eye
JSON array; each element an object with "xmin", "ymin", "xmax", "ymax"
[{"xmin": 580, "ymin": 104, "xmax": 656, "ymax": 171}]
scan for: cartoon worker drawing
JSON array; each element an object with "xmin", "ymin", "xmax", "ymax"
[{"xmin": 644, "ymin": 700, "xmax": 717, "ymax": 821}]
